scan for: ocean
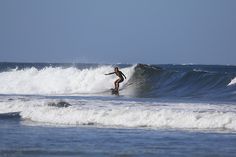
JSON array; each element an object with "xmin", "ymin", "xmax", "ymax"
[{"xmin": 0, "ymin": 62, "xmax": 236, "ymax": 157}]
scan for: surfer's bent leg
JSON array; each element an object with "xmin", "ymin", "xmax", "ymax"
[
  {"xmin": 114, "ymin": 79, "xmax": 120, "ymax": 91},
  {"xmin": 115, "ymin": 78, "xmax": 124, "ymax": 91}
]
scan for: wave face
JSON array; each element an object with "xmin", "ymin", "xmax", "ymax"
[
  {"xmin": 125, "ymin": 64, "xmax": 236, "ymax": 101},
  {"xmin": 0, "ymin": 63, "xmax": 236, "ymax": 101}
]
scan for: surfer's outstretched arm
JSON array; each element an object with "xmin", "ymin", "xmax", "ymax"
[{"xmin": 105, "ymin": 72, "xmax": 115, "ymax": 75}]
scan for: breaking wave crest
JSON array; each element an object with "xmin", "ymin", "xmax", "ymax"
[{"xmin": 0, "ymin": 65, "xmax": 134, "ymax": 95}]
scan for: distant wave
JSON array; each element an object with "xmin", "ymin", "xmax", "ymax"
[
  {"xmin": 228, "ymin": 77, "xmax": 236, "ymax": 86},
  {"xmin": 1, "ymin": 98, "xmax": 236, "ymax": 131}
]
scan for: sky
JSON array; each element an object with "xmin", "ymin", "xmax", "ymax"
[{"xmin": 0, "ymin": 0, "xmax": 236, "ymax": 65}]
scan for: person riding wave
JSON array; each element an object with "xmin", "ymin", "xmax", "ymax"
[{"xmin": 105, "ymin": 67, "xmax": 126, "ymax": 92}]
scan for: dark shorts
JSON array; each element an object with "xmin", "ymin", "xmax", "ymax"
[{"xmin": 116, "ymin": 78, "xmax": 124, "ymax": 83}]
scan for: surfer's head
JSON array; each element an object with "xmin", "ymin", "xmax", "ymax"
[{"xmin": 114, "ymin": 67, "xmax": 119, "ymax": 72}]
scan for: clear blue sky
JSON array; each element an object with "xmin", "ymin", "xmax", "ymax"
[{"xmin": 0, "ymin": 0, "xmax": 236, "ymax": 64}]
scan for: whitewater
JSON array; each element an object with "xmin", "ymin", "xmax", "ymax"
[
  {"xmin": 0, "ymin": 65, "xmax": 134, "ymax": 95},
  {"xmin": 1, "ymin": 96, "xmax": 236, "ymax": 131}
]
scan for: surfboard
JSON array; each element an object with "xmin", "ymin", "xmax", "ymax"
[{"xmin": 110, "ymin": 88, "xmax": 119, "ymax": 95}]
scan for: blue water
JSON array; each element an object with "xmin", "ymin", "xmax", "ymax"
[{"xmin": 0, "ymin": 62, "xmax": 236, "ymax": 156}]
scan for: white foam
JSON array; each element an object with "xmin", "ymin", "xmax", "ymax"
[
  {"xmin": 0, "ymin": 65, "xmax": 135, "ymax": 95},
  {"xmin": 228, "ymin": 77, "xmax": 236, "ymax": 86},
  {"xmin": 1, "ymin": 98, "xmax": 236, "ymax": 131}
]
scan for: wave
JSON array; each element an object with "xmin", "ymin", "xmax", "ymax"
[
  {"xmin": 0, "ymin": 65, "xmax": 135, "ymax": 95},
  {"xmin": 0, "ymin": 63, "xmax": 235, "ymax": 101},
  {"xmin": 1, "ymin": 98, "xmax": 236, "ymax": 131},
  {"xmin": 124, "ymin": 64, "xmax": 236, "ymax": 101}
]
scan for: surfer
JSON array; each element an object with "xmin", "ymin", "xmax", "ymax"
[{"xmin": 105, "ymin": 67, "xmax": 126, "ymax": 92}]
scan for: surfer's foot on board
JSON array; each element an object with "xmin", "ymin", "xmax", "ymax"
[
  {"xmin": 115, "ymin": 87, "xmax": 119, "ymax": 92},
  {"xmin": 111, "ymin": 88, "xmax": 119, "ymax": 95}
]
